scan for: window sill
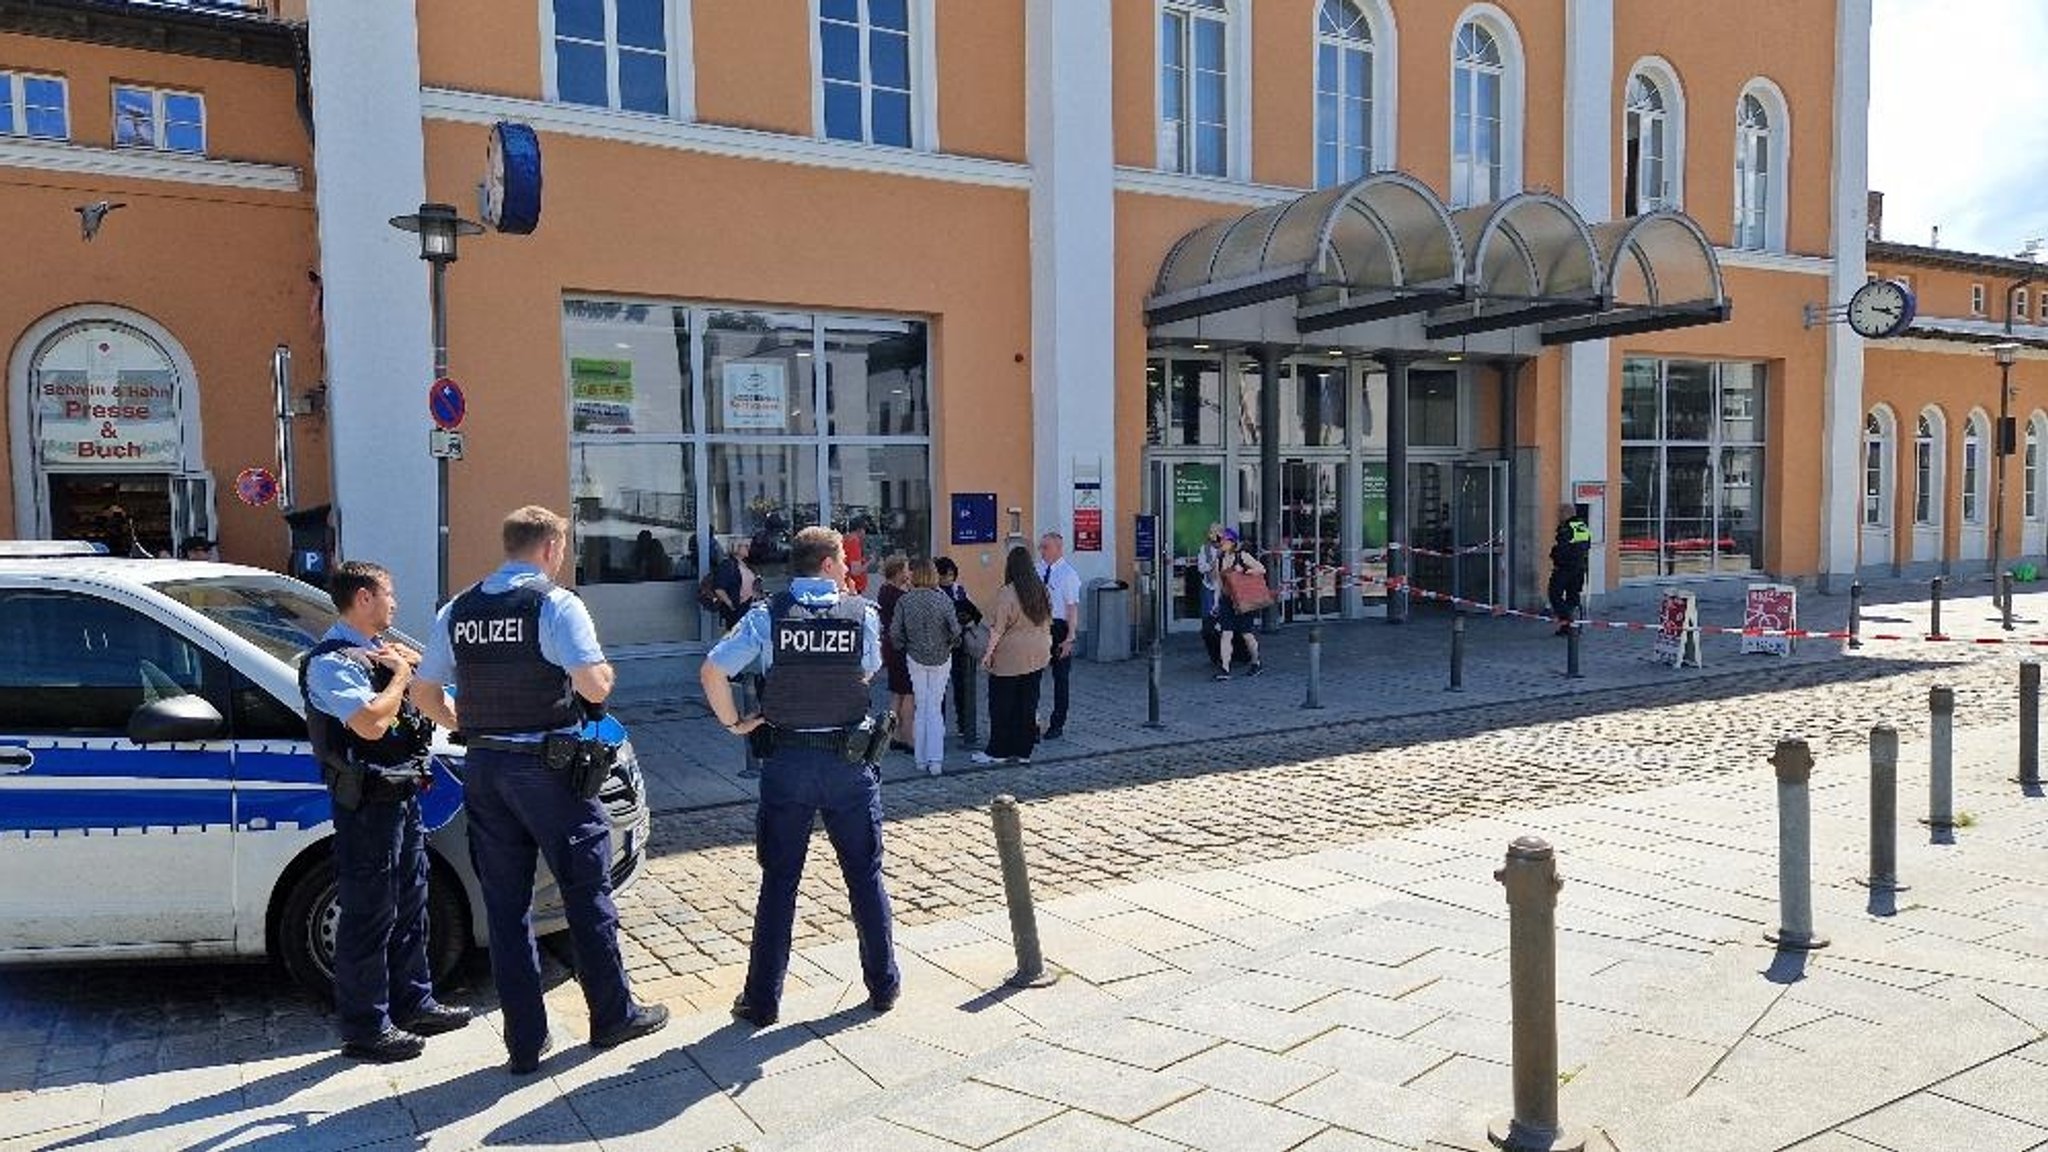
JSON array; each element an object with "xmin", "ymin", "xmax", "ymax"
[
  {"xmin": 1115, "ymin": 166, "xmax": 1303, "ymax": 208},
  {"xmin": 422, "ymin": 89, "xmax": 1030, "ymax": 190},
  {"xmin": 0, "ymin": 135, "xmax": 299, "ymax": 191}
]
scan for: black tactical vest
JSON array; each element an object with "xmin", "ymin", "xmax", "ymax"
[
  {"xmin": 758, "ymin": 591, "xmax": 872, "ymax": 730},
  {"xmin": 297, "ymin": 639, "xmax": 435, "ymax": 771},
  {"xmin": 447, "ymin": 581, "xmax": 580, "ymax": 736}
]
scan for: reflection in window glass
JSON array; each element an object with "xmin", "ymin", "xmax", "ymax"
[
  {"xmin": 825, "ymin": 320, "xmax": 929, "ymax": 436},
  {"xmin": 831, "ymin": 444, "xmax": 931, "ymax": 573},
  {"xmin": 0, "ymin": 591, "xmax": 216, "ymax": 733},
  {"xmin": 112, "ymin": 86, "xmax": 154, "ymax": 147},
  {"xmin": 18, "ymin": 74, "xmax": 68, "ymax": 140},
  {"xmin": 553, "ymin": 0, "xmax": 670, "ymax": 115},
  {"xmin": 705, "ymin": 311, "xmax": 815, "ymax": 435},
  {"xmin": 572, "ymin": 442, "xmax": 699, "ymax": 646},
  {"xmin": 820, "ymin": 0, "xmax": 915, "ymax": 146},
  {"xmin": 1147, "ymin": 357, "xmax": 1223, "ymax": 447},
  {"xmin": 564, "ymin": 301, "xmax": 690, "ymax": 435},
  {"xmin": 1287, "ymin": 362, "xmax": 1348, "ymax": 447},
  {"xmin": 1408, "ymin": 370, "xmax": 1459, "ymax": 448},
  {"xmin": 709, "ymin": 443, "xmax": 821, "ymax": 595},
  {"xmin": 1619, "ymin": 358, "xmax": 1768, "ymax": 579},
  {"xmin": 1621, "ymin": 358, "xmax": 1659, "ymax": 439}
]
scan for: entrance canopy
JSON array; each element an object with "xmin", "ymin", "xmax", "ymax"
[{"xmin": 1146, "ymin": 172, "xmax": 1730, "ymax": 354}]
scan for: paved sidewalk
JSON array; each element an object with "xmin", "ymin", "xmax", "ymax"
[
  {"xmin": 623, "ymin": 577, "xmax": 2015, "ymax": 814},
  {"xmin": 8, "ymin": 717, "xmax": 2046, "ymax": 1150}
]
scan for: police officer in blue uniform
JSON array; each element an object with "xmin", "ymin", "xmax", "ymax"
[
  {"xmin": 302, "ymin": 560, "xmax": 471, "ymax": 1063},
  {"xmin": 412, "ymin": 506, "xmax": 667, "ymax": 1074},
  {"xmin": 700, "ymin": 524, "xmax": 901, "ymax": 1027}
]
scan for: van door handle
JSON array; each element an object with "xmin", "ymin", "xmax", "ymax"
[{"xmin": 0, "ymin": 748, "xmax": 32, "ymax": 774}]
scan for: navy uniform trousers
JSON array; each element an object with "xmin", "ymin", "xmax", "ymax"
[
  {"xmin": 331, "ymin": 792, "xmax": 434, "ymax": 1044},
  {"xmin": 462, "ymin": 746, "xmax": 633, "ymax": 1060},
  {"xmin": 744, "ymin": 743, "xmax": 900, "ymax": 1012}
]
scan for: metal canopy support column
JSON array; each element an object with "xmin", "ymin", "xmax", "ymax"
[
  {"xmin": 1258, "ymin": 343, "xmax": 1284, "ymax": 628},
  {"xmin": 1500, "ymin": 358, "xmax": 1525, "ymax": 611},
  {"xmin": 1383, "ymin": 351, "xmax": 1412, "ymax": 623}
]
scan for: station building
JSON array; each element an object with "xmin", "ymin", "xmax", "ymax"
[{"xmin": 40, "ymin": 0, "xmax": 2047, "ymax": 681}]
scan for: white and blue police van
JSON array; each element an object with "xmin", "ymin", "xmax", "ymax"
[{"xmin": 0, "ymin": 544, "xmax": 652, "ymax": 996}]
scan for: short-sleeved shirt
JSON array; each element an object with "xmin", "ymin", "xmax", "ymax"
[
  {"xmin": 305, "ymin": 620, "xmax": 381, "ymax": 724},
  {"xmin": 705, "ymin": 576, "xmax": 882, "ymax": 680},
  {"xmin": 1041, "ymin": 558, "xmax": 1083, "ymax": 623},
  {"xmin": 417, "ymin": 562, "xmax": 607, "ymax": 687}
]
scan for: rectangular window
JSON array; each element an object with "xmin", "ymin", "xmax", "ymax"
[
  {"xmin": 2027, "ymin": 428, "xmax": 2041, "ymax": 520},
  {"xmin": 1407, "ymin": 369, "xmax": 1460, "ymax": 448},
  {"xmin": 1159, "ymin": 0, "xmax": 1230, "ymax": 177},
  {"xmin": 1864, "ymin": 436, "xmax": 1885, "ymax": 526},
  {"xmin": 112, "ymin": 85, "xmax": 204, "ymax": 153},
  {"xmin": 0, "ymin": 72, "xmax": 68, "ymax": 140},
  {"xmin": 1146, "ymin": 357, "xmax": 1224, "ymax": 447},
  {"xmin": 563, "ymin": 298, "xmax": 932, "ymax": 647},
  {"xmin": 1619, "ymin": 358, "xmax": 1768, "ymax": 580},
  {"xmin": 820, "ymin": 0, "xmax": 915, "ymax": 148},
  {"xmin": 2017, "ymin": 288, "xmax": 2031, "ymax": 323},
  {"xmin": 1972, "ymin": 283, "xmax": 1987, "ymax": 316},
  {"xmin": 551, "ymin": 0, "xmax": 672, "ymax": 115}
]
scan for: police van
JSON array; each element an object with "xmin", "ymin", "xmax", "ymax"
[{"xmin": 0, "ymin": 546, "xmax": 651, "ymax": 996}]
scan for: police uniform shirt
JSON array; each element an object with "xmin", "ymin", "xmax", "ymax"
[
  {"xmin": 417, "ymin": 561, "xmax": 607, "ymax": 740},
  {"xmin": 705, "ymin": 576, "xmax": 883, "ymax": 714},
  {"xmin": 305, "ymin": 620, "xmax": 385, "ymax": 725}
]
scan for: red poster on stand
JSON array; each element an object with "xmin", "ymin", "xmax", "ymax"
[
  {"xmin": 1074, "ymin": 507, "xmax": 1102, "ymax": 552},
  {"xmin": 1742, "ymin": 583, "xmax": 1797, "ymax": 655}
]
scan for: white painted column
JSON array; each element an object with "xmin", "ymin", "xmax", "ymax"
[
  {"xmin": 1025, "ymin": 0, "xmax": 1118, "ymax": 585},
  {"xmin": 1561, "ymin": 0, "xmax": 1614, "ymax": 596},
  {"xmin": 1822, "ymin": 0, "xmax": 1873, "ymax": 591},
  {"xmin": 305, "ymin": 0, "xmax": 436, "ymax": 635}
]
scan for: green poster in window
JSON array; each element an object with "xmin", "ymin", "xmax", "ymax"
[
  {"xmin": 1170, "ymin": 463, "xmax": 1221, "ymax": 557},
  {"xmin": 570, "ymin": 357, "xmax": 635, "ymax": 433},
  {"xmin": 1361, "ymin": 461, "xmax": 1389, "ymax": 591}
]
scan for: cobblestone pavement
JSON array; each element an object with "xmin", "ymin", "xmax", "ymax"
[{"xmin": 0, "ymin": 586, "xmax": 2036, "ymax": 1127}]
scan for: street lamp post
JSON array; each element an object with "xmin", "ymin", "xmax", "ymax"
[
  {"xmin": 388, "ymin": 202, "xmax": 483, "ymax": 606},
  {"xmin": 1993, "ymin": 340, "xmax": 2020, "ymax": 608}
]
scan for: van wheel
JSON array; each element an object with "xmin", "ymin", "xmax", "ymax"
[{"xmin": 277, "ymin": 857, "xmax": 472, "ymax": 1002}]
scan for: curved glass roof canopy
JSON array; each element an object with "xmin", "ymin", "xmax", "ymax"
[{"xmin": 1145, "ymin": 173, "xmax": 1731, "ymax": 352}]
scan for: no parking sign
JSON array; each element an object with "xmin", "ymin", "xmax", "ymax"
[{"xmin": 428, "ymin": 377, "xmax": 467, "ymax": 432}]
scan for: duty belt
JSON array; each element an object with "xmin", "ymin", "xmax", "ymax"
[
  {"xmin": 774, "ymin": 727, "xmax": 851, "ymax": 750},
  {"xmin": 465, "ymin": 735, "xmax": 548, "ymax": 754}
]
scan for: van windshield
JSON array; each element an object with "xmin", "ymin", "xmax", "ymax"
[{"xmin": 154, "ymin": 575, "xmax": 423, "ymax": 665}]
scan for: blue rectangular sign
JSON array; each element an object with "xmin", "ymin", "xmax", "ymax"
[
  {"xmin": 1135, "ymin": 514, "xmax": 1157, "ymax": 559},
  {"xmin": 951, "ymin": 493, "xmax": 997, "ymax": 545}
]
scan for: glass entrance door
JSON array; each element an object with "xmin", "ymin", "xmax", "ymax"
[
  {"xmin": 1160, "ymin": 458, "xmax": 1224, "ymax": 632},
  {"xmin": 1453, "ymin": 461, "xmax": 1507, "ymax": 605},
  {"xmin": 1408, "ymin": 462, "xmax": 1453, "ymax": 601},
  {"xmin": 1280, "ymin": 460, "xmax": 1342, "ymax": 620}
]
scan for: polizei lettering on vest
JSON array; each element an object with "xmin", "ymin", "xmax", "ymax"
[
  {"xmin": 453, "ymin": 616, "xmax": 527, "ymax": 645},
  {"xmin": 778, "ymin": 625, "xmax": 858, "ymax": 655}
]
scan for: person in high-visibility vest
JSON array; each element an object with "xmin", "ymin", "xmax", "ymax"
[{"xmin": 1548, "ymin": 508, "xmax": 1593, "ymax": 635}]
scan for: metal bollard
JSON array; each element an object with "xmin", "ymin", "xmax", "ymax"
[
  {"xmin": 2002, "ymin": 571, "xmax": 2017, "ymax": 632},
  {"xmin": 1487, "ymin": 837, "xmax": 1585, "ymax": 1152},
  {"xmin": 1928, "ymin": 576, "xmax": 1946, "ymax": 641},
  {"xmin": 1926, "ymin": 686, "xmax": 1956, "ymax": 843},
  {"xmin": 1858, "ymin": 724, "xmax": 1906, "ymax": 899},
  {"xmin": 1143, "ymin": 640, "xmax": 1165, "ymax": 730},
  {"xmin": 1765, "ymin": 738, "xmax": 1829, "ymax": 951},
  {"xmin": 1847, "ymin": 580, "xmax": 1864, "ymax": 650},
  {"xmin": 1450, "ymin": 614, "xmax": 1467, "ymax": 693},
  {"xmin": 1302, "ymin": 625, "xmax": 1325, "ymax": 710},
  {"xmin": 990, "ymin": 796, "xmax": 1059, "ymax": 988},
  {"xmin": 1565, "ymin": 624, "xmax": 1584, "ymax": 680},
  {"xmin": 2019, "ymin": 662, "xmax": 2041, "ymax": 791}
]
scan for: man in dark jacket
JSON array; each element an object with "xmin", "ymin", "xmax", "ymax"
[{"xmin": 1548, "ymin": 506, "xmax": 1593, "ymax": 635}]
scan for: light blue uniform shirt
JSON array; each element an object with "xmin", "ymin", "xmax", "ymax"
[
  {"xmin": 706, "ymin": 577, "xmax": 882, "ymax": 680},
  {"xmin": 305, "ymin": 620, "xmax": 380, "ymax": 724},
  {"xmin": 418, "ymin": 563, "xmax": 607, "ymax": 740}
]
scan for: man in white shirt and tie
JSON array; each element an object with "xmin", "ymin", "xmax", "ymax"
[{"xmin": 1037, "ymin": 531, "xmax": 1083, "ymax": 740}]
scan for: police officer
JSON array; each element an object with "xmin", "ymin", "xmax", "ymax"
[
  {"xmin": 700, "ymin": 524, "xmax": 901, "ymax": 1027},
  {"xmin": 1548, "ymin": 505, "xmax": 1594, "ymax": 635},
  {"xmin": 411, "ymin": 506, "xmax": 667, "ymax": 1074},
  {"xmin": 302, "ymin": 560, "xmax": 471, "ymax": 1063}
]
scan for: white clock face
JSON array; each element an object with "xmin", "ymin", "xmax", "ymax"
[
  {"xmin": 1848, "ymin": 280, "xmax": 1911, "ymax": 338},
  {"xmin": 483, "ymin": 128, "xmax": 507, "ymax": 227}
]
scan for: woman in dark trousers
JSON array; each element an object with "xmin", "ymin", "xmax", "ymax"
[
  {"xmin": 973, "ymin": 546, "xmax": 1052, "ymax": 766},
  {"xmin": 936, "ymin": 557, "xmax": 981, "ymax": 744}
]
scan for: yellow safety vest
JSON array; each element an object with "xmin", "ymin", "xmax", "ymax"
[{"xmin": 1568, "ymin": 520, "xmax": 1592, "ymax": 545}]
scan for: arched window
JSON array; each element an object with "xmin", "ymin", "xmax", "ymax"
[
  {"xmin": 1734, "ymin": 84, "xmax": 1788, "ymax": 251},
  {"xmin": 1624, "ymin": 66, "xmax": 1682, "ymax": 214},
  {"xmin": 1915, "ymin": 411, "xmax": 1942, "ymax": 526},
  {"xmin": 1315, "ymin": 0, "xmax": 1376, "ymax": 187},
  {"xmin": 1450, "ymin": 19, "xmax": 1504, "ymax": 206},
  {"xmin": 2028, "ymin": 413, "xmax": 2047, "ymax": 522},
  {"xmin": 1864, "ymin": 408, "xmax": 1892, "ymax": 528},
  {"xmin": 1962, "ymin": 412, "xmax": 1989, "ymax": 525}
]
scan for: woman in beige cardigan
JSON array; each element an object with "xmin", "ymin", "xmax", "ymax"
[{"xmin": 972, "ymin": 545, "xmax": 1053, "ymax": 765}]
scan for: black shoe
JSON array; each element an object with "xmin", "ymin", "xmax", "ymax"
[
  {"xmin": 342, "ymin": 1027, "xmax": 425, "ymax": 1064},
  {"xmin": 1041, "ymin": 728, "xmax": 1064, "ymax": 741},
  {"xmin": 507, "ymin": 1035, "xmax": 554, "ymax": 1076},
  {"xmin": 398, "ymin": 1003, "xmax": 472, "ymax": 1037},
  {"xmin": 868, "ymin": 986, "xmax": 900, "ymax": 1014},
  {"xmin": 889, "ymin": 740, "xmax": 915, "ymax": 754},
  {"xmin": 730, "ymin": 996, "xmax": 778, "ymax": 1028},
  {"xmin": 1213, "ymin": 671, "xmax": 1232, "ymax": 682},
  {"xmin": 591, "ymin": 1003, "xmax": 671, "ymax": 1050},
  {"xmin": 1246, "ymin": 663, "xmax": 1263, "ymax": 677}
]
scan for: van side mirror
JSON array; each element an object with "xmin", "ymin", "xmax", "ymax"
[{"xmin": 128, "ymin": 695, "xmax": 226, "ymax": 745}]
